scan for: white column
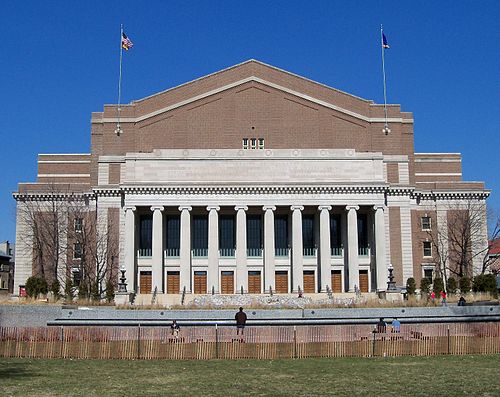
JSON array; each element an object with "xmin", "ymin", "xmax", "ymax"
[
  {"xmin": 319, "ymin": 205, "xmax": 332, "ymax": 293},
  {"xmin": 179, "ymin": 206, "xmax": 192, "ymax": 294},
  {"xmin": 291, "ymin": 205, "xmax": 304, "ymax": 293},
  {"xmin": 207, "ymin": 206, "xmax": 220, "ymax": 294},
  {"xmin": 346, "ymin": 205, "xmax": 360, "ymax": 292},
  {"xmin": 151, "ymin": 206, "xmax": 164, "ymax": 293},
  {"xmin": 374, "ymin": 205, "xmax": 387, "ymax": 291},
  {"xmin": 124, "ymin": 206, "xmax": 136, "ymax": 291},
  {"xmin": 263, "ymin": 205, "xmax": 276, "ymax": 293},
  {"xmin": 235, "ymin": 206, "xmax": 248, "ymax": 293}
]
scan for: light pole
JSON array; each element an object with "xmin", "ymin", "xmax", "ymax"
[{"xmin": 387, "ymin": 263, "xmax": 397, "ymax": 291}]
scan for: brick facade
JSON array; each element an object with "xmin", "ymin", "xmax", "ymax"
[{"xmin": 13, "ymin": 60, "xmax": 489, "ymax": 296}]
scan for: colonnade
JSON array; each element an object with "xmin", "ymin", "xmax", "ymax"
[{"xmin": 123, "ymin": 204, "xmax": 387, "ymax": 294}]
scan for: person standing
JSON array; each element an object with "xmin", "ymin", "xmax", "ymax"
[
  {"xmin": 170, "ymin": 320, "xmax": 180, "ymax": 339},
  {"xmin": 375, "ymin": 317, "xmax": 387, "ymax": 333},
  {"xmin": 391, "ymin": 318, "xmax": 401, "ymax": 333},
  {"xmin": 430, "ymin": 291, "xmax": 436, "ymax": 305},
  {"xmin": 440, "ymin": 290, "xmax": 447, "ymax": 306},
  {"xmin": 235, "ymin": 307, "xmax": 247, "ymax": 335}
]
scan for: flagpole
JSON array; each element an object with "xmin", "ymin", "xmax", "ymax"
[
  {"xmin": 380, "ymin": 24, "xmax": 390, "ymax": 135},
  {"xmin": 115, "ymin": 24, "xmax": 124, "ymax": 135}
]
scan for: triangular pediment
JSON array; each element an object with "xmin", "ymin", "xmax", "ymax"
[{"xmin": 98, "ymin": 60, "xmax": 409, "ymax": 125}]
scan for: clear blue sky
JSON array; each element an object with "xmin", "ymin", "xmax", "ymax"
[{"xmin": 1, "ymin": 0, "xmax": 498, "ymax": 243}]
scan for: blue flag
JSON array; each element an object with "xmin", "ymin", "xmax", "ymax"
[{"xmin": 382, "ymin": 32, "xmax": 390, "ymax": 49}]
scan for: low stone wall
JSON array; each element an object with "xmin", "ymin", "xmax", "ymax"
[{"xmin": 1, "ymin": 304, "xmax": 499, "ymax": 327}]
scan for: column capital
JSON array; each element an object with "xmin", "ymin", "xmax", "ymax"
[
  {"xmin": 373, "ymin": 205, "xmax": 386, "ymax": 211},
  {"xmin": 178, "ymin": 205, "xmax": 192, "ymax": 212},
  {"xmin": 234, "ymin": 205, "xmax": 248, "ymax": 211},
  {"xmin": 206, "ymin": 206, "xmax": 220, "ymax": 212},
  {"xmin": 290, "ymin": 205, "xmax": 304, "ymax": 211},
  {"xmin": 123, "ymin": 206, "xmax": 136, "ymax": 212},
  {"xmin": 263, "ymin": 205, "xmax": 276, "ymax": 211},
  {"xmin": 345, "ymin": 205, "xmax": 360, "ymax": 212},
  {"xmin": 318, "ymin": 205, "xmax": 332, "ymax": 211},
  {"xmin": 150, "ymin": 206, "xmax": 164, "ymax": 212}
]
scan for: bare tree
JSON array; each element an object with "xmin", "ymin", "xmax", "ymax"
[
  {"xmin": 67, "ymin": 202, "xmax": 119, "ymax": 299},
  {"xmin": 481, "ymin": 208, "xmax": 500, "ymax": 274},
  {"xmin": 16, "ymin": 186, "xmax": 71, "ymax": 286},
  {"xmin": 426, "ymin": 199, "xmax": 488, "ymax": 284}
]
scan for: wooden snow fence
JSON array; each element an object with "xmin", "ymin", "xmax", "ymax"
[{"xmin": 1, "ymin": 322, "xmax": 499, "ymax": 360}]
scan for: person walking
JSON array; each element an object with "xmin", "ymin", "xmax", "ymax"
[{"xmin": 235, "ymin": 307, "xmax": 247, "ymax": 336}]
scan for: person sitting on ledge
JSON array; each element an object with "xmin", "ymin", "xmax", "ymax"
[{"xmin": 458, "ymin": 296, "xmax": 467, "ymax": 306}]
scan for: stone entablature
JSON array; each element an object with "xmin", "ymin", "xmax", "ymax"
[{"xmin": 118, "ymin": 149, "xmax": 385, "ymax": 186}]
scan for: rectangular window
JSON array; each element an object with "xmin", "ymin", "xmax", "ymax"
[
  {"xmin": 247, "ymin": 215, "xmax": 262, "ymax": 250},
  {"xmin": 139, "ymin": 215, "xmax": 152, "ymax": 256},
  {"xmin": 423, "ymin": 241, "xmax": 432, "ymax": 257},
  {"xmin": 74, "ymin": 218, "xmax": 83, "ymax": 233},
  {"xmin": 274, "ymin": 215, "xmax": 288, "ymax": 252},
  {"xmin": 219, "ymin": 215, "xmax": 235, "ymax": 256},
  {"xmin": 73, "ymin": 242, "xmax": 82, "ymax": 260},
  {"xmin": 192, "ymin": 215, "xmax": 208, "ymax": 255},
  {"xmin": 250, "ymin": 138, "xmax": 257, "ymax": 149},
  {"xmin": 242, "ymin": 138, "xmax": 249, "ymax": 149},
  {"xmin": 258, "ymin": 138, "xmax": 265, "ymax": 149},
  {"xmin": 72, "ymin": 270, "xmax": 81, "ymax": 286},
  {"xmin": 357, "ymin": 214, "xmax": 368, "ymax": 249},
  {"xmin": 421, "ymin": 216, "xmax": 431, "ymax": 231},
  {"xmin": 165, "ymin": 215, "xmax": 180, "ymax": 256},
  {"xmin": 302, "ymin": 215, "xmax": 315, "ymax": 254},
  {"xmin": 423, "ymin": 268, "xmax": 434, "ymax": 281}
]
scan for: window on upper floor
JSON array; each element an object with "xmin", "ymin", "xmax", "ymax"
[
  {"xmin": 74, "ymin": 218, "xmax": 83, "ymax": 233},
  {"xmin": 73, "ymin": 242, "xmax": 82, "ymax": 260},
  {"xmin": 423, "ymin": 241, "xmax": 432, "ymax": 257},
  {"xmin": 421, "ymin": 216, "xmax": 431, "ymax": 231},
  {"xmin": 243, "ymin": 137, "xmax": 264, "ymax": 150}
]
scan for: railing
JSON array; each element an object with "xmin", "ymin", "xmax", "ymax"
[
  {"xmin": 192, "ymin": 248, "xmax": 208, "ymax": 257},
  {"xmin": 247, "ymin": 248, "xmax": 263, "ymax": 257},
  {"xmin": 137, "ymin": 248, "xmax": 152, "ymax": 257},
  {"xmin": 165, "ymin": 248, "xmax": 180, "ymax": 257},
  {"xmin": 358, "ymin": 246, "xmax": 370, "ymax": 256},
  {"xmin": 219, "ymin": 248, "xmax": 235, "ymax": 257},
  {"xmin": 275, "ymin": 247, "xmax": 289, "ymax": 257},
  {"xmin": 331, "ymin": 247, "xmax": 343, "ymax": 257},
  {"xmin": 303, "ymin": 247, "xmax": 317, "ymax": 257},
  {"xmin": 1, "ymin": 323, "xmax": 499, "ymax": 360}
]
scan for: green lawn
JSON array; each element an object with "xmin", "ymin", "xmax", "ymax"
[{"xmin": 2, "ymin": 355, "xmax": 499, "ymax": 397}]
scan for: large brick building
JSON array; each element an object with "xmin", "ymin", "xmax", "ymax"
[{"xmin": 13, "ymin": 60, "xmax": 489, "ymax": 299}]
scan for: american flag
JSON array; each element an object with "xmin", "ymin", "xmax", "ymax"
[{"xmin": 121, "ymin": 32, "xmax": 134, "ymax": 51}]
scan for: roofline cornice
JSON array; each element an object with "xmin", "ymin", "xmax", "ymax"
[{"xmin": 13, "ymin": 191, "xmax": 95, "ymax": 202}]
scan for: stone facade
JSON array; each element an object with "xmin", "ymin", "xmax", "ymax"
[{"xmin": 13, "ymin": 60, "xmax": 489, "ymax": 297}]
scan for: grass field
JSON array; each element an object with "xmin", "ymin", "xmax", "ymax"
[{"xmin": 2, "ymin": 355, "xmax": 500, "ymax": 397}]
